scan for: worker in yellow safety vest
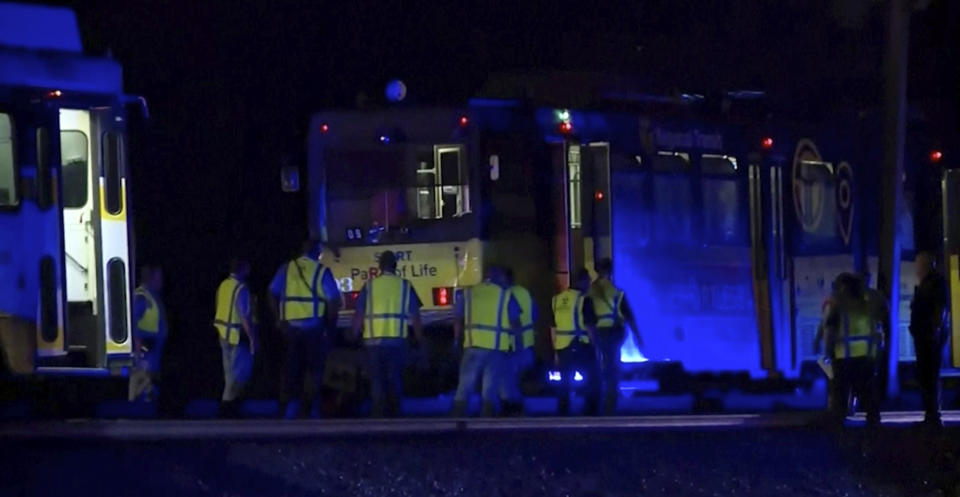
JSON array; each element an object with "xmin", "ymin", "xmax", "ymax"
[
  {"xmin": 452, "ymin": 265, "xmax": 522, "ymax": 417},
  {"xmin": 823, "ymin": 272, "xmax": 882, "ymax": 428},
  {"xmin": 589, "ymin": 258, "xmax": 642, "ymax": 415},
  {"xmin": 129, "ymin": 265, "xmax": 167, "ymax": 403},
  {"xmin": 269, "ymin": 239, "xmax": 342, "ymax": 419},
  {"xmin": 352, "ymin": 250, "xmax": 424, "ymax": 417},
  {"xmin": 498, "ymin": 267, "xmax": 538, "ymax": 416},
  {"xmin": 214, "ymin": 258, "xmax": 256, "ymax": 418},
  {"xmin": 551, "ymin": 268, "xmax": 600, "ymax": 415}
]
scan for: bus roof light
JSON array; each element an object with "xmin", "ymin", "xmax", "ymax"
[
  {"xmin": 930, "ymin": 150, "xmax": 943, "ymax": 163},
  {"xmin": 458, "ymin": 115, "xmax": 469, "ymax": 127},
  {"xmin": 761, "ymin": 137, "xmax": 774, "ymax": 150},
  {"xmin": 379, "ymin": 135, "xmax": 391, "ymax": 144},
  {"xmin": 320, "ymin": 123, "xmax": 330, "ymax": 134},
  {"xmin": 47, "ymin": 90, "xmax": 62, "ymax": 98},
  {"xmin": 594, "ymin": 190, "xmax": 605, "ymax": 201},
  {"xmin": 559, "ymin": 121, "xmax": 573, "ymax": 134}
]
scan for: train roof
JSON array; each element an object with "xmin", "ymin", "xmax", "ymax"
[{"xmin": 0, "ymin": 2, "xmax": 123, "ymax": 95}]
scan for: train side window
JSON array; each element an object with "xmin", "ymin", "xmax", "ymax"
[
  {"xmin": 652, "ymin": 151, "xmax": 690, "ymax": 172},
  {"xmin": 36, "ymin": 127, "xmax": 53, "ymax": 210},
  {"xmin": 60, "ymin": 130, "xmax": 89, "ymax": 209},
  {"xmin": 0, "ymin": 113, "xmax": 15, "ymax": 206},
  {"xmin": 701, "ymin": 154, "xmax": 747, "ymax": 245},
  {"xmin": 651, "ymin": 151, "xmax": 694, "ymax": 244},
  {"xmin": 103, "ymin": 131, "xmax": 123, "ymax": 215}
]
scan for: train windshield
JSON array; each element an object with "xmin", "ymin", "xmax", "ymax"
[{"xmin": 324, "ymin": 144, "xmax": 471, "ymax": 242}]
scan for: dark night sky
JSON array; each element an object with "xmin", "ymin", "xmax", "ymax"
[{"xmin": 36, "ymin": 0, "xmax": 960, "ymax": 401}]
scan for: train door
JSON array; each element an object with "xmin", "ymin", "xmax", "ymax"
[
  {"xmin": 0, "ymin": 101, "xmax": 65, "ymax": 371},
  {"xmin": 944, "ymin": 169, "xmax": 960, "ymax": 367},
  {"xmin": 88, "ymin": 106, "xmax": 132, "ymax": 367},
  {"xmin": 749, "ymin": 158, "xmax": 790, "ymax": 375},
  {"xmin": 552, "ymin": 140, "xmax": 612, "ymax": 286}
]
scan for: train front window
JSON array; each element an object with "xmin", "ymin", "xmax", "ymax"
[
  {"xmin": 0, "ymin": 113, "xmax": 15, "ymax": 206},
  {"xmin": 60, "ymin": 130, "xmax": 89, "ymax": 209},
  {"xmin": 325, "ymin": 144, "xmax": 470, "ymax": 236}
]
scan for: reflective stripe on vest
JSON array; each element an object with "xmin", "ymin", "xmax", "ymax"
[
  {"xmin": 591, "ymin": 279, "xmax": 624, "ymax": 328},
  {"xmin": 135, "ymin": 287, "xmax": 160, "ymax": 334},
  {"xmin": 834, "ymin": 305, "xmax": 876, "ymax": 359},
  {"xmin": 509, "ymin": 285, "xmax": 535, "ymax": 350},
  {"xmin": 553, "ymin": 289, "xmax": 588, "ymax": 350},
  {"xmin": 464, "ymin": 283, "xmax": 512, "ymax": 351},
  {"xmin": 280, "ymin": 257, "xmax": 327, "ymax": 321},
  {"xmin": 364, "ymin": 273, "xmax": 411, "ymax": 340},
  {"xmin": 214, "ymin": 276, "xmax": 246, "ymax": 345}
]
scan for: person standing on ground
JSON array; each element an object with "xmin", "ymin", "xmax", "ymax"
[
  {"xmin": 269, "ymin": 239, "xmax": 342, "ymax": 419},
  {"xmin": 452, "ymin": 265, "xmax": 521, "ymax": 417},
  {"xmin": 589, "ymin": 258, "xmax": 642, "ymax": 415},
  {"xmin": 498, "ymin": 267, "xmax": 538, "ymax": 416},
  {"xmin": 909, "ymin": 251, "xmax": 948, "ymax": 429},
  {"xmin": 552, "ymin": 268, "xmax": 601, "ymax": 416},
  {"xmin": 351, "ymin": 250, "xmax": 423, "ymax": 417},
  {"xmin": 129, "ymin": 265, "xmax": 168, "ymax": 403},
  {"xmin": 823, "ymin": 273, "xmax": 882, "ymax": 429},
  {"xmin": 214, "ymin": 258, "xmax": 256, "ymax": 418}
]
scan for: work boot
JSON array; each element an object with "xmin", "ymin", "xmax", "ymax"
[{"xmin": 451, "ymin": 400, "xmax": 468, "ymax": 417}]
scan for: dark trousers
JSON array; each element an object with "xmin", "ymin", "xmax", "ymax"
[
  {"xmin": 283, "ymin": 324, "xmax": 332, "ymax": 417},
  {"xmin": 556, "ymin": 342, "xmax": 601, "ymax": 416},
  {"xmin": 831, "ymin": 357, "xmax": 880, "ymax": 425},
  {"xmin": 913, "ymin": 331, "xmax": 946, "ymax": 423},
  {"xmin": 365, "ymin": 343, "xmax": 406, "ymax": 417},
  {"xmin": 595, "ymin": 328, "xmax": 624, "ymax": 415}
]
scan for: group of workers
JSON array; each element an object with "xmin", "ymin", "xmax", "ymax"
[
  {"xmin": 127, "ymin": 239, "xmax": 643, "ymax": 418},
  {"xmin": 816, "ymin": 251, "xmax": 948, "ymax": 430}
]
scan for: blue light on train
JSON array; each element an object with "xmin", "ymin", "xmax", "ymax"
[
  {"xmin": 547, "ymin": 371, "xmax": 585, "ymax": 383},
  {"xmin": 379, "ymin": 135, "xmax": 390, "ymax": 144},
  {"xmin": 573, "ymin": 371, "xmax": 584, "ymax": 382}
]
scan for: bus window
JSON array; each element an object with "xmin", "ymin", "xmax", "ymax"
[
  {"xmin": 103, "ymin": 131, "xmax": 122, "ymax": 215},
  {"xmin": 60, "ymin": 130, "xmax": 88, "ymax": 209},
  {"xmin": 701, "ymin": 154, "xmax": 747, "ymax": 245},
  {"xmin": 437, "ymin": 146, "xmax": 469, "ymax": 218},
  {"xmin": 652, "ymin": 151, "xmax": 693, "ymax": 245},
  {"xmin": 0, "ymin": 113, "xmax": 14, "ymax": 206}
]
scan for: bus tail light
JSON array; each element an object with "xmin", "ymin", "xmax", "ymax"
[
  {"xmin": 433, "ymin": 287, "xmax": 453, "ymax": 306},
  {"xmin": 343, "ymin": 291, "xmax": 361, "ymax": 310}
]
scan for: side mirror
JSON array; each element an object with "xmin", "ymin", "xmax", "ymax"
[{"xmin": 489, "ymin": 154, "xmax": 500, "ymax": 181}]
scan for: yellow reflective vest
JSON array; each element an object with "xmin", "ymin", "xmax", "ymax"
[
  {"xmin": 134, "ymin": 286, "xmax": 160, "ymax": 334},
  {"xmin": 833, "ymin": 299, "xmax": 878, "ymax": 359},
  {"xmin": 553, "ymin": 288, "xmax": 588, "ymax": 350},
  {"xmin": 280, "ymin": 256, "xmax": 328, "ymax": 321},
  {"xmin": 214, "ymin": 276, "xmax": 248, "ymax": 345},
  {"xmin": 509, "ymin": 285, "xmax": 535, "ymax": 350},
  {"xmin": 363, "ymin": 273, "xmax": 414, "ymax": 340},
  {"xmin": 464, "ymin": 282, "xmax": 513, "ymax": 352},
  {"xmin": 590, "ymin": 279, "xmax": 624, "ymax": 329}
]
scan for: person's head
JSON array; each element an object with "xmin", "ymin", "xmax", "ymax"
[
  {"xmin": 301, "ymin": 239, "xmax": 322, "ymax": 259},
  {"xmin": 915, "ymin": 251, "xmax": 937, "ymax": 280},
  {"xmin": 834, "ymin": 272, "xmax": 863, "ymax": 301},
  {"xmin": 378, "ymin": 250, "xmax": 398, "ymax": 272},
  {"xmin": 485, "ymin": 265, "xmax": 507, "ymax": 287},
  {"xmin": 140, "ymin": 265, "xmax": 163, "ymax": 292},
  {"xmin": 596, "ymin": 258, "xmax": 613, "ymax": 279},
  {"xmin": 504, "ymin": 267, "xmax": 516, "ymax": 287},
  {"xmin": 230, "ymin": 258, "xmax": 251, "ymax": 280},
  {"xmin": 573, "ymin": 268, "xmax": 592, "ymax": 292}
]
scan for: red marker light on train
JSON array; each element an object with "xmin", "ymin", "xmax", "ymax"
[
  {"xmin": 47, "ymin": 90, "xmax": 62, "ymax": 98},
  {"xmin": 320, "ymin": 123, "xmax": 330, "ymax": 134},
  {"xmin": 761, "ymin": 137, "xmax": 774, "ymax": 150},
  {"xmin": 594, "ymin": 190, "xmax": 605, "ymax": 201},
  {"xmin": 433, "ymin": 287, "xmax": 451, "ymax": 306},
  {"xmin": 930, "ymin": 150, "xmax": 943, "ymax": 163},
  {"xmin": 458, "ymin": 115, "xmax": 469, "ymax": 127},
  {"xmin": 559, "ymin": 121, "xmax": 573, "ymax": 134}
]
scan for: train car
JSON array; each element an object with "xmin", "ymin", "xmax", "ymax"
[
  {"xmin": 0, "ymin": 3, "xmax": 143, "ymax": 379},
  {"xmin": 307, "ymin": 100, "xmax": 613, "ymax": 367}
]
